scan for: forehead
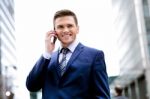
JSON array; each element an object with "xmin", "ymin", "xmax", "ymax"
[{"xmin": 54, "ymin": 16, "xmax": 76, "ymax": 25}]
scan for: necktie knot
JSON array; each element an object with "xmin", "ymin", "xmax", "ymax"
[{"xmin": 61, "ymin": 48, "xmax": 69, "ymax": 55}]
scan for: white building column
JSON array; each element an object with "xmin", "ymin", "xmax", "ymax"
[{"xmin": 134, "ymin": 0, "xmax": 150, "ymax": 98}]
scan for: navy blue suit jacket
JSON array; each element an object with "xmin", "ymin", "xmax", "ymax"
[{"xmin": 26, "ymin": 43, "xmax": 110, "ymax": 99}]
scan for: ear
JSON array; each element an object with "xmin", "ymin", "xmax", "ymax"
[{"xmin": 77, "ymin": 25, "xmax": 79, "ymax": 34}]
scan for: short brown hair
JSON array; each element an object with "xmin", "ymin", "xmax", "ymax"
[{"xmin": 53, "ymin": 9, "xmax": 78, "ymax": 26}]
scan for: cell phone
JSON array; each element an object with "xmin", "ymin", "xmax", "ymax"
[
  {"xmin": 51, "ymin": 36, "xmax": 57, "ymax": 44},
  {"xmin": 51, "ymin": 31, "xmax": 57, "ymax": 44}
]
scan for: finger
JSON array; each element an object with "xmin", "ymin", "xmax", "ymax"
[{"xmin": 46, "ymin": 31, "xmax": 56, "ymax": 37}]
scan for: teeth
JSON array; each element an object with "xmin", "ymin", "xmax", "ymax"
[{"xmin": 63, "ymin": 34, "xmax": 70, "ymax": 37}]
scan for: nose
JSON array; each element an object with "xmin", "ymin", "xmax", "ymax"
[{"xmin": 63, "ymin": 27, "xmax": 69, "ymax": 33}]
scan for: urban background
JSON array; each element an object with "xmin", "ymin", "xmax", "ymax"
[{"xmin": 0, "ymin": 0, "xmax": 150, "ymax": 99}]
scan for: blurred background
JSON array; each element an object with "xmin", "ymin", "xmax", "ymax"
[{"xmin": 0, "ymin": 0, "xmax": 150, "ymax": 99}]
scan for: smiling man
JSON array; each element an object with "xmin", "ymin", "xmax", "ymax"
[{"xmin": 26, "ymin": 9, "xmax": 110, "ymax": 99}]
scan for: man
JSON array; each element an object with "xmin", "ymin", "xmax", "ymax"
[
  {"xmin": 26, "ymin": 9, "xmax": 110, "ymax": 99},
  {"xmin": 113, "ymin": 85, "xmax": 128, "ymax": 99}
]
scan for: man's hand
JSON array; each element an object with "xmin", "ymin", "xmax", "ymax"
[{"xmin": 45, "ymin": 30, "xmax": 57, "ymax": 53}]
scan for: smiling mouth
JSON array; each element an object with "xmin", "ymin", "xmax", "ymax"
[{"xmin": 62, "ymin": 34, "xmax": 71, "ymax": 37}]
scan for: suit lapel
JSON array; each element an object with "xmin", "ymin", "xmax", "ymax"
[
  {"xmin": 50, "ymin": 50, "xmax": 61, "ymax": 77},
  {"xmin": 63, "ymin": 43, "xmax": 84, "ymax": 75},
  {"xmin": 51, "ymin": 43, "xmax": 84, "ymax": 78}
]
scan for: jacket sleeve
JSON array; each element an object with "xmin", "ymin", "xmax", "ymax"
[
  {"xmin": 92, "ymin": 51, "xmax": 110, "ymax": 99},
  {"xmin": 26, "ymin": 56, "xmax": 50, "ymax": 92}
]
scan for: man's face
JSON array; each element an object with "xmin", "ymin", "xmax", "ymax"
[{"xmin": 54, "ymin": 16, "xmax": 79, "ymax": 47}]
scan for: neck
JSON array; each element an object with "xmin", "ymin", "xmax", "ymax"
[
  {"xmin": 61, "ymin": 43, "xmax": 70, "ymax": 48},
  {"xmin": 61, "ymin": 40, "xmax": 75, "ymax": 48}
]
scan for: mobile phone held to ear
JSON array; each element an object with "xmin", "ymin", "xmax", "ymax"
[
  {"xmin": 51, "ymin": 36, "xmax": 57, "ymax": 44},
  {"xmin": 51, "ymin": 31, "xmax": 57, "ymax": 44}
]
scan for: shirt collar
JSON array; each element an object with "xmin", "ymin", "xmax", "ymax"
[{"xmin": 59, "ymin": 39, "xmax": 79, "ymax": 53}]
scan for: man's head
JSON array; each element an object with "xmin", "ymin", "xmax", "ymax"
[
  {"xmin": 53, "ymin": 9, "xmax": 79, "ymax": 48},
  {"xmin": 115, "ymin": 85, "xmax": 123, "ymax": 96}
]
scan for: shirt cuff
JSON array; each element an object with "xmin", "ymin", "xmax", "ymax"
[{"xmin": 42, "ymin": 52, "xmax": 52, "ymax": 59}]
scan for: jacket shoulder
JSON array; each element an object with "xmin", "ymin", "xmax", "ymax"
[{"xmin": 81, "ymin": 43, "xmax": 104, "ymax": 54}]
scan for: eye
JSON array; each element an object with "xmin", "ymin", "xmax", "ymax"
[
  {"xmin": 67, "ymin": 24, "xmax": 73, "ymax": 28},
  {"xmin": 57, "ymin": 25, "xmax": 64, "ymax": 29}
]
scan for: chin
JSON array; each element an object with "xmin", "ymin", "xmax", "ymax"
[{"xmin": 63, "ymin": 40, "xmax": 73, "ymax": 45}]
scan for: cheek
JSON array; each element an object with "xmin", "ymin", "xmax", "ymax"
[
  {"xmin": 57, "ymin": 35, "xmax": 61, "ymax": 40},
  {"xmin": 55, "ymin": 33, "xmax": 61, "ymax": 40},
  {"xmin": 56, "ymin": 31, "xmax": 61, "ymax": 36}
]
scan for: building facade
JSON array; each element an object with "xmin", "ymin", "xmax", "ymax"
[
  {"xmin": 0, "ymin": 0, "xmax": 17, "ymax": 99},
  {"xmin": 110, "ymin": 0, "xmax": 150, "ymax": 99}
]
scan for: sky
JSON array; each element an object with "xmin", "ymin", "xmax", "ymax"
[{"xmin": 14, "ymin": 0, "xmax": 119, "ymax": 98}]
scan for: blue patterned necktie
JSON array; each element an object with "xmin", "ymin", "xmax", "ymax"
[{"xmin": 59, "ymin": 48, "xmax": 69, "ymax": 76}]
